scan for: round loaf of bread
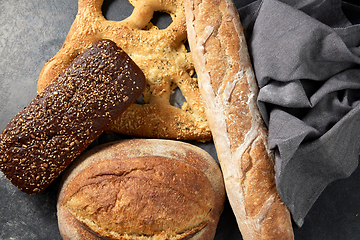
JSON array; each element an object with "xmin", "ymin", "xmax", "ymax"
[{"xmin": 57, "ymin": 138, "xmax": 225, "ymax": 240}]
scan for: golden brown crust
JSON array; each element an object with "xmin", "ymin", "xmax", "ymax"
[
  {"xmin": 57, "ymin": 139, "xmax": 225, "ymax": 240},
  {"xmin": 37, "ymin": 0, "xmax": 211, "ymax": 142},
  {"xmin": 185, "ymin": 0, "xmax": 294, "ymax": 239}
]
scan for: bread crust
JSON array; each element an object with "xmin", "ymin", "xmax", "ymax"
[
  {"xmin": 57, "ymin": 139, "xmax": 225, "ymax": 240},
  {"xmin": 37, "ymin": 0, "xmax": 212, "ymax": 142},
  {"xmin": 184, "ymin": 0, "xmax": 294, "ymax": 238},
  {"xmin": 0, "ymin": 39, "xmax": 145, "ymax": 194}
]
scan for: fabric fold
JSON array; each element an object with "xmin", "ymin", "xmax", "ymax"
[{"xmin": 238, "ymin": 0, "xmax": 360, "ymax": 226}]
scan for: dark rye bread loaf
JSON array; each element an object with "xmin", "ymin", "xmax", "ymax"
[{"xmin": 0, "ymin": 39, "xmax": 145, "ymax": 195}]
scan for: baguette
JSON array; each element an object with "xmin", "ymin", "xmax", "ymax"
[
  {"xmin": 184, "ymin": 0, "xmax": 294, "ymax": 239},
  {"xmin": 57, "ymin": 139, "xmax": 226, "ymax": 240},
  {"xmin": 0, "ymin": 39, "xmax": 145, "ymax": 194}
]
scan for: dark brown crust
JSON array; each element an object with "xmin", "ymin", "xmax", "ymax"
[
  {"xmin": 57, "ymin": 139, "xmax": 225, "ymax": 240},
  {"xmin": 0, "ymin": 39, "xmax": 145, "ymax": 194}
]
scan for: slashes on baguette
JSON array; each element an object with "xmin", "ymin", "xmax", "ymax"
[{"xmin": 184, "ymin": 0, "xmax": 294, "ymax": 238}]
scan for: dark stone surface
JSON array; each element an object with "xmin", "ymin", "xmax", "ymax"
[{"xmin": 0, "ymin": 0, "xmax": 359, "ymax": 239}]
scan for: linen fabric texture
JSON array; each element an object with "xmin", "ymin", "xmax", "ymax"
[{"xmin": 237, "ymin": 0, "xmax": 360, "ymax": 226}]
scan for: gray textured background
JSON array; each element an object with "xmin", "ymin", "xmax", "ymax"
[{"xmin": 0, "ymin": 0, "xmax": 359, "ymax": 239}]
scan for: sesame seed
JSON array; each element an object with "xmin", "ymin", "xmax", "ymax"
[{"xmin": 0, "ymin": 39, "xmax": 145, "ymax": 194}]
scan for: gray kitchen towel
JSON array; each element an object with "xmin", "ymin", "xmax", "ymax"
[{"xmin": 237, "ymin": 0, "xmax": 360, "ymax": 226}]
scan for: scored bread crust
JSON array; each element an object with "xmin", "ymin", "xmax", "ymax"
[
  {"xmin": 37, "ymin": 0, "xmax": 211, "ymax": 142},
  {"xmin": 57, "ymin": 139, "xmax": 225, "ymax": 240},
  {"xmin": 184, "ymin": 0, "xmax": 294, "ymax": 239}
]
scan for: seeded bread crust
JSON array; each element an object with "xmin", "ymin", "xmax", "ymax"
[
  {"xmin": 185, "ymin": 0, "xmax": 294, "ymax": 239},
  {"xmin": 0, "ymin": 39, "xmax": 145, "ymax": 194},
  {"xmin": 57, "ymin": 139, "xmax": 225, "ymax": 240}
]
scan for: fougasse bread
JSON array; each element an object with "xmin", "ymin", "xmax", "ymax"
[
  {"xmin": 185, "ymin": 0, "xmax": 294, "ymax": 239},
  {"xmin": 57, "ymin": 139, "xmax": 225, "ymax": 240},
  {"xmin": 37, "ymin": 0, "xmax": 212, "ymax": 142},
  {"xmin": 0, "ymin": 39, "xmax": 145, "ymax": 194}
]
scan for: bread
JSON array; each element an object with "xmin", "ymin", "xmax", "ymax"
[
  {"xmin": 57, "ymin": 138, "xmax": 225, "ymax": 240},
  {"xmin": 184, "ymin": 0, "xmax": 294, "ymax": 239},
  {"xmin": 37, "ymin": 0, "xmax": 212, "ymax": 142},
  {"xmin": 0, "ymin": 39, "xmax": 145, "ymax": 194}
]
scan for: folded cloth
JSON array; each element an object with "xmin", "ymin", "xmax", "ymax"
[{"xmin": 237, "ymin": 0, "xmax": 360, "ymax": 226}]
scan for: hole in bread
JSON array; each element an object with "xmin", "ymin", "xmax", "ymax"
[
  {"xmin": 183, "ymin": 39, "xmax": 198, "ymax": 78},
  {"xmin": 170, "ymin": 87, "xmax": 186, "ymax": 109},
  {"xmin": 102, "ymin": 0, "xmax": 134, "ymax": 21},
  {"xmin": 184, "ymin": 40, "xmax": 191, "ymax": 53},
  {"xmin": 151, "ymin": 11, "xmax": 172, "ymax": 30},
  {"xmin": 134, "ymin": 94, "xmax": 145, "ymax": 105},
  {"xmin": 133, "ymin": 88, "xmax": 186, "ymax": 109}
]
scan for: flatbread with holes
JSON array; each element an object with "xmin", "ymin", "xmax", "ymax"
[{"xmin": 37, "ymin": 0, "xmax": 211, "ymax": 142}]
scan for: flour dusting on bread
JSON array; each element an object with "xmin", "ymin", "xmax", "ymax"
[{"xmin": 185, "ymin": 0, "xmax": 294, "ymax": 238}]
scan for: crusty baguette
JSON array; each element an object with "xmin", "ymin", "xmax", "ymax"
[
  {"xmin": 57, "ymin": 139, "xmax": 226, "ymax": 240},
  {"xmin": 184, "ymin": 0, "xmax": 294, "ymax": 239},
  {"xmin": 0, "ymin": 39, "xmax": 145, "ymax": 194}
]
